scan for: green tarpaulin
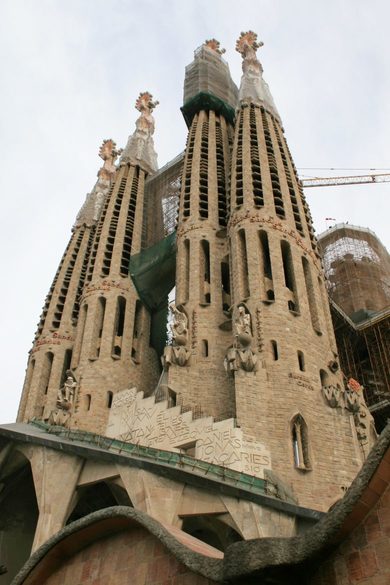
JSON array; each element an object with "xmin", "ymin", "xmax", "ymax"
[{"xmin": 129, "ymin": 231, "xmax": 177, "ymax": 357}]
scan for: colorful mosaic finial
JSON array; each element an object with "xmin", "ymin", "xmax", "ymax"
[
  {"xmin": 235, "ymin": 31, "xmax": 263, "ymax": 56},
  {"xmin": 204, "ymin": 38, "xmax": 226, "ymax": 55},
  {"xmin": 135, "ymin": 91, "xmax": 159, "ymax": 114}
]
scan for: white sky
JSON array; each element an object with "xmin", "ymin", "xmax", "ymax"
[{"xmin": 0, "ymin": 0, "xmax": 389, "ymax": 423}]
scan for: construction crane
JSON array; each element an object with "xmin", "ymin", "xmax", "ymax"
[{"xmin": 301, "ymin": 173, "xmax": 390, "ymax": 188}]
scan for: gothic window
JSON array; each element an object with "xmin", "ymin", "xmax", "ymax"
[
  {"xmin": 112, "ymin": 296, "xmax": 126, "ymax": 358},
  {"xmin": 91, "ymin": 297, "xmax": 106, "ymax": 358},
  {"xmin": 238, "ymin": 229, "xmax": 250, "ymax": 299},
  {"xmin": 60, "ymin": 349, "xmax": 73, "ymax": 387},
  {"xmin": 132, "ymin": 300, "xmax": 142, "ymax": 362},
  {"xmin": 41, "ymin": 352, "xmax": 54, "ymax": 395},
  {"xmin": 250, "ymin": 105, "xmax": 264, "ymax": 207},
  {"xmin": 302, "ymin": 256, "xmax": 321, "ymax": 334},
  {"xmin": 271, "ymin": 340, "xmax": 278, "ymax": 361},
  {"xmin": 184, "ymin": 239, "xmax": 190, "ymax": 302},
  {"xmin": 199, "ymin": 115, "xmax": 209, "ymax": 220},
  {"xmin": 261, "ymin": 107, "xmax": 284, "ymax": 219},
  {"xmin": 200, "ymin": 240, "xmax": 211, "ymax": 304},
  {"xmin": 281, "ymin": 240, "xmax": 299, "ymax": 313},
  {"xmin": 73, "ymin": 303, "xmax": 88, "ymax": 366},
  {"xmin": 85, "ymin": 394, "xmax": 91, "ymax": 411},
  {"xmin": 297, "ymin": 350, "xmax": 305, "ymax": 371},
  {"xmin": 291, "ymin": 414, "xmax": 311, "ymax": 470},
  {"xmin": 259, "ymin": 230, "xmax": 274, "ymax": 300}
]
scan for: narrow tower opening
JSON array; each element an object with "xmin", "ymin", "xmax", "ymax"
[
  {"xmin": 200, "ymin": 239, "xmax": 211, "ymax": 304},
  {"xmin": 221, "ymin": 256, "xmax": 231, "ymax": 312},
  {"xmin": 259, "ymin": 230, "xmax": 274, "ymax": 301},
  {"xmin": 302, "ymin": 256, "xmax": 321, "ymax": 334},
  {"xmin": 280, "ymin": 240, "xmax": 299, "ymax": 313},
  {"xmin": 112, "ymin": 296, "xmax": 126, "ymax": 358},
  {"xmin": 41, "ymin": 352, "xmax": 54, "ymax": 396},
  {"xmin": 91, "ymin": 297, "xmax": 106, "ymax": 358},
  {"xmin": 291, "ymin": 414, "xmax": 311, "ymax": 470},
  {"xmin": 238, "ymin": 229, "xmax": 250, "ymax": 299}
]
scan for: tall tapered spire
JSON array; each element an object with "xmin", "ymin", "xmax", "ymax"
[
  {"xmin": 120, "ymin": 92, "xmax": 159, "ymax": 173},
  {"xmin": 236, "ymin": 31, "xmax": 281, "ymax": 123},
  {"xmin": 75, "ymin": 139, "xmax": 120, "ymax": 228}
]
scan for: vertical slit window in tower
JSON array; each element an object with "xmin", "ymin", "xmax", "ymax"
[
  {"xmin": 259, "ymin": 231, "xmax": 274, "ymax": 300},
  {"xmin": 280, "ymin": 240, "xmax": 299, "ymax": 313},
  {"xmin": 199, "ymin": 116, "xmax": 209, "ymax": 220},
  {"xmin": 101, "ymin": 177, "xmax": 127, "ymax": 277},
  {"xmin": 221, "ymin": 256, "xmax": 231, "ymax": 312},
  {"xmin": 52, "ymin": 230, "xmax": 84, "ymax": 329},
  {"xmin": 73, "ymin": 228, "xmax": 95, "ymax": 322},
  {"xmin": 291, "ymin": 415, "xmax": 311, "ymax": 470},
  {"xmin": 215, "ymin": 118, "xmax": 227, "ymax": 227},
  {"xmin": 297, "ymin": 350, "xmax": 305, "ymax": 372},
  {"xmin": 60, "ymin": 349, "xmax": 73, "ymax": 387},
  {"xmin": 87, "ymin": 184, "xmax": 114, "ymax": 283},
  {"xmin": 250, "ymin": 105, "xmax": 264, "ymax": 208},
  {"xmin": 121, "ymin": 170, "xmax": 139, "ymax": 275},
  {"xmin": 73, "ymin": 303, "xmax": 88, "ymax": 366},
  {"xmin": 201, "ymin": 340, "xmax": 209, "ymax": 357},
  {"xmin": 238, "ymin": 229, "xmax": 250, "ymax": 299},
  {"xmin": 182, "ymin": 117, "xmax": 198, "ymax": 219},
  {"xmin": 112, "ymin": 296, "xmax": 126, "ymax": 358},
  {"xmin": 302, "ymin": 256, "xmax": 321, "ymax": 333},
  {"xmin": 85, "ymin": 394, "xmax": 91, "ymax": 411},
  {"xmin": 200, "ymin": 240, "xmax": 211, "ymax": 304},
  {"xmin": 260, "ymin": 108, "xmax": 285, "ymax": 219},
  {"xmin": 91, "ymin": 297, "xmax": 106, "ymax": 359},
  {"xmin": 234, "ymin": 109, "xmax": 244, "ymax": 208},
  {"xmin": 272, "ymin": 120, "xmax": 304, "ymax": 236},
  {"xmin": 132, "ymin": 300, "xmax": 142, "ymax": 363},
  {"xmin": 25, "ymin": 358, "xmax": 35, "ymax": 394},
  {"xmin": 107, "ymin": 391, "xmax": 113, "ymax": 408},
  {"xmin": 280, "ymin": 134, "xmax": 318, "ymax": 253},
  {"xmin": 184, "ymin": 239, "xmax": 190, "ymax": 302},
  {"xmin": 320, "ymin": 369, "xmax": 329, "ymax": 386},
  {"xmin": 41, "ymin": 352, "xmax": 54, "ymax": 396},
  {"xmin": 271, "ymin": 340, "xmax": 278, "ymax": 361}
]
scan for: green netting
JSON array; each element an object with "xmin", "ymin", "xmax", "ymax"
[
  {"xmin": 181, "ymin": 91, "xmax": 236, "ymax": 128},
  {"xmin": 129, "ymin": 232, "xmax": 176, "ymax": 357}
]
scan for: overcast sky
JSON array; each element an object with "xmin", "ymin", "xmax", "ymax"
[{"xmin": 1, "ymin": 0, "xmax": 389, "ymax": 423}]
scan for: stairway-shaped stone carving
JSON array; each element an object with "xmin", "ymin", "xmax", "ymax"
[{"xmin": 106, "ymin": 387, "xmax": 271, "ymax": 478}]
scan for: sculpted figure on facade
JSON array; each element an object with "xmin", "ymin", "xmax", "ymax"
[
  {"xmin": 225, "ymin": 304, "xmax": 257, "ymax": 373},
  {"xmin": 163, "ymin": 304, "xmax": 191, "ymax": 368},
  {"xmin": 322, "ymin": 384, "xmax": 343, "ymax": 408},
  {"xmin": 49, "ymin": 371, "xmax": 77, "ymax": 428},
  {"xmin": 120, "ymin": 91, "xmax": 159, "ymax": 172}
]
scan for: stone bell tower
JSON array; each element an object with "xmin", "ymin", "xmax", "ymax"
[
  {"xmin": 226, "ymin": 31, "xmax": 373, "ymax": 509},
  {"xmin": 69, "ymin": 93, "xmax": 162, "ymax": 433},
  {"xmin": 17, "ymin": 139, "xmax": 119, "ymax": 424},
  {"xmin": 164, "ymin": 40, "xmax": 238, "ymax": 419}
]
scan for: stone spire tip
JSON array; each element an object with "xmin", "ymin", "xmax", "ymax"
[{"xmin": 203, "ymin": 38, "xmax": 226, "ymax": 55}]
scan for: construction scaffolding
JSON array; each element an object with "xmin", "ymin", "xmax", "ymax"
[
  {"xmin": 142, "ymin": 152, "xmax": 184, "ymax": 249},
  {"xmin": 331, "ymin": 302, "xmax": 390, "ymax": 432},
  {"xmin": 318, "ymin": 223, "xmax": 390, "ymax": 321}
]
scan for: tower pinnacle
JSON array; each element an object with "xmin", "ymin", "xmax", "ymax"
[
  {"xmin": 236, "ymin": 31, "xmax": 280, "ymax": 122},
  {"xmin": 204, "ymin": 38, "xmax": 226, "ymax": 55},
  {"xmin": 75, "ymin": 139, "xmax": 120, "ymax": 229},
  {"xmin": 120, "ymin": 91, "xmax": 159, "ymax": 173}
]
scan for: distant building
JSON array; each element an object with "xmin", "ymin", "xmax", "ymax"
[{"xmin": 319, "ymin": 225, "xmax": 390, "ymax": 432}]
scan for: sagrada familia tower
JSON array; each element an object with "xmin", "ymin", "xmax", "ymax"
[{"xmin": 1, "ymin": 33, "xmax": 389, "ymax": 585}]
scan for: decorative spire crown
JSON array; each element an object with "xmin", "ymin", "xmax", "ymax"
[
  {"xmin": 204, "ymin": 38, "xmax": 226, "ymax": 55},
  {"xmin": 75, "ymin": 139, "xmax": 119, "ymax": 228},
  {"xmin": 119, "ymin": 91, "xmax": 159, "ymax": 173},
  {"xmin": 235, "ymin": 31, "xmax": 281, "ymax": 123}
]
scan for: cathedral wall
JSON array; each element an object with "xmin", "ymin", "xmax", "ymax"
[{"xmin": 310, "ymin": 480, "xmax": 390, "ymax": 585}]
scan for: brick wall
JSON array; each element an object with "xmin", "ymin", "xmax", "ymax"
[
  {"xmin": 311, "ymin": 483, "xmax": 390, "ymax": 585},
  {"xmin": 40, "ymin": 526, "xmax": 216, "ymax": 585}
]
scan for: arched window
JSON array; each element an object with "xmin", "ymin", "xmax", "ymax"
[{"xmin": 291, "ymin": 414, "xmax": 311, "ymax": 470}]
